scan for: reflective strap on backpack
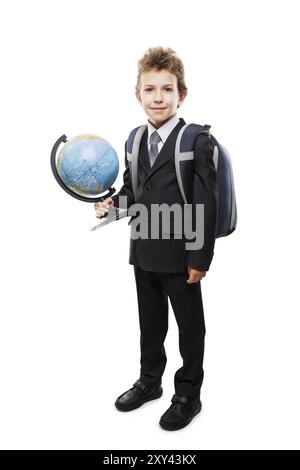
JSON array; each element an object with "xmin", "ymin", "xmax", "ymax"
[{"xmin": 126, "ymin": 124, "xmax": 147, "ymax": 200}]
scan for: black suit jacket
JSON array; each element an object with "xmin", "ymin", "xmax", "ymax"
[{"xmin": 112, "ymin": 118, "xmax": 218, "ymax": 273}]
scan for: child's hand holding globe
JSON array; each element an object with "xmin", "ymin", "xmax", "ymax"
[{"xmin": 94, "ymin": 197, "xmax": 114, "ymax": 218}]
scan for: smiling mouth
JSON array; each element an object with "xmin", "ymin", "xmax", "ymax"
[{"xmin": 150, "ymin": 108, "xmax": 167, "ymax": 110}]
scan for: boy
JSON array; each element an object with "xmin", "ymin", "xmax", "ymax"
[{"xmin": 95, "ymin": 47, "xmax": 217, "ymax": 431}]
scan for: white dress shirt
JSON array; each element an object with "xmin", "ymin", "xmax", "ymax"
[{"xmin": 147, "ymin": 113, "xmax": 180, "ymax": 155}]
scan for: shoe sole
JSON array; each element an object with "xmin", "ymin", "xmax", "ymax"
[
  {"xmin": 159, "ymin": 403, "xmax": 202, "ymax": 431},
  {"xmin": 115, "ymin": 388, "xmax": 163, "ymax": 412}
]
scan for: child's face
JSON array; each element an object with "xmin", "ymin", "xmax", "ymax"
[{"xmin": 135, "ymin": 69, "xmax": 186, "ymax": 128}]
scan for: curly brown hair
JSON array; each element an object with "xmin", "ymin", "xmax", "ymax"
[{"xmin": 135, "ymin": 46, "xmax": 188, "ymax": 98}]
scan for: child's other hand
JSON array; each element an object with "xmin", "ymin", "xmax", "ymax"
[
  {"xmin": 94, "ymin": 197, "xmax": 114, "ymax": 218},
  {"xmin": 186, "ymin": 267, "xmax": 206, "ymax": 283}
]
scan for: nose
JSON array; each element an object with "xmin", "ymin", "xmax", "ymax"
[{"xmin": 154, "ymin": 91, "xmax": 163, "ymax": 103}]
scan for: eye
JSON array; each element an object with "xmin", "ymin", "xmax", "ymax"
[{"xmin": 165, "ymin": 88, "xmax": 173, "ymax": 92}]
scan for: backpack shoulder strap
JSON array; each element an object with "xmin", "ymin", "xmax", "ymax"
[
  {"xmin": 126, "ymin": 125, "xmax": 147, "ymax": 200},
  {"xmin": 174, "ymin": 123, "xmax": 211, "ymax": 204}
]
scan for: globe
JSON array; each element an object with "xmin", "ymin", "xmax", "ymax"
[{"xmin": 56, "ymin": 134, "xmax": 119, "ymax": 198}]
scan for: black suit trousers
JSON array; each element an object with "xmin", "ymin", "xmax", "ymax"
[{"xmin": 133, "ymin": 265, "xmax": 206, "ymax": 399}]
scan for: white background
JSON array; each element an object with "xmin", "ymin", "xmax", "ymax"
[{"xmin": 1, "ymin": 0, "xmax": 299, "ymax": 450}]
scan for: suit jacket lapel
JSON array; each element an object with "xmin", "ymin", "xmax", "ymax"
[
  {"xmin": 138, "ymin": 118, "xmax": 186, "ymax": 183},
  {"xmin": 138, "ymin": 128, "xmax": 151, "ymax": 173}
]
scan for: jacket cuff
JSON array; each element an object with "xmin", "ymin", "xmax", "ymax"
[
  {"xmin": 111, "ymin": 193, "xmax": 132, "ymax": 209},
  {"xmin": 185, "ymin": 255, "xmax": 213, "ymax": 271},
  {"xmin": 111, "ymin": 195, "xmax": 119, "ymax": 206},
  {"xmin": 185, "ymin": 262, "xmax": 210, "ymax": 272}
]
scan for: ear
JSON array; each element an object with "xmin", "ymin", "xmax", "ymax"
[
  {"xmin": 177, "ymin": 92, "xmax": 187, "ymax": 108},
  {"xmin": 135, "ymin": 90, "xmax": 142, "ymax": 105}
]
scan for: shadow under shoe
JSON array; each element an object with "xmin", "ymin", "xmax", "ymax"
[
  {"xmin": 115, "ymin": 379, "xmax": 163, "ymax": 412},
  {"xmin": 159, "ymin": 394, "xmax": 202, "ymax": 431}
]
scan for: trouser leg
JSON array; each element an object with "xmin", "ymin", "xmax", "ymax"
[
  {"xmin": 158, "ymin": 272, "xmax": 206, "ymax": 399},
  {"xmin": 133, "ymin": 265, "xmax": 169, "ymax": 387}
]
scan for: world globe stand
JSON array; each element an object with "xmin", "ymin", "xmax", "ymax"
[{"xmin": 50, "ymin": 134, "xmax": 116, "ymax": 203}]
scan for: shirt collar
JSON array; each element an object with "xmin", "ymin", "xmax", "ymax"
[{"xmin": 147, "ymin": 113, "xmax": 180, "ymax": 145}]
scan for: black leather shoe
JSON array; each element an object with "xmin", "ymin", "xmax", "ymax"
[
  {"xmin": 159, "ymin": 394, "xmax": 202, "ymax": 431},
  {"xmin": 115, "ymin": 379, "xmax": 163, "ymax": 412}
]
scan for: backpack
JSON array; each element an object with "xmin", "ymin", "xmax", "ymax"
[{"xmin": 126, "ymin": 123, "xmax": 237, "ymax": 238}]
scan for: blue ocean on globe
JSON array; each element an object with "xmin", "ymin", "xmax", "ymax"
[{"xmin": 57, "ymin": 134, "xmax": 119, "ymax": 197}]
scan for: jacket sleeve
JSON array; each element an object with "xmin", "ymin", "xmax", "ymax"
[
  {"xmin": 111, "ymin": 140, "xmax": 135, "ymax": 209},
  {"xmin": 185, "ymin": 133, "xmax": 218, "ymax": 271}
]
